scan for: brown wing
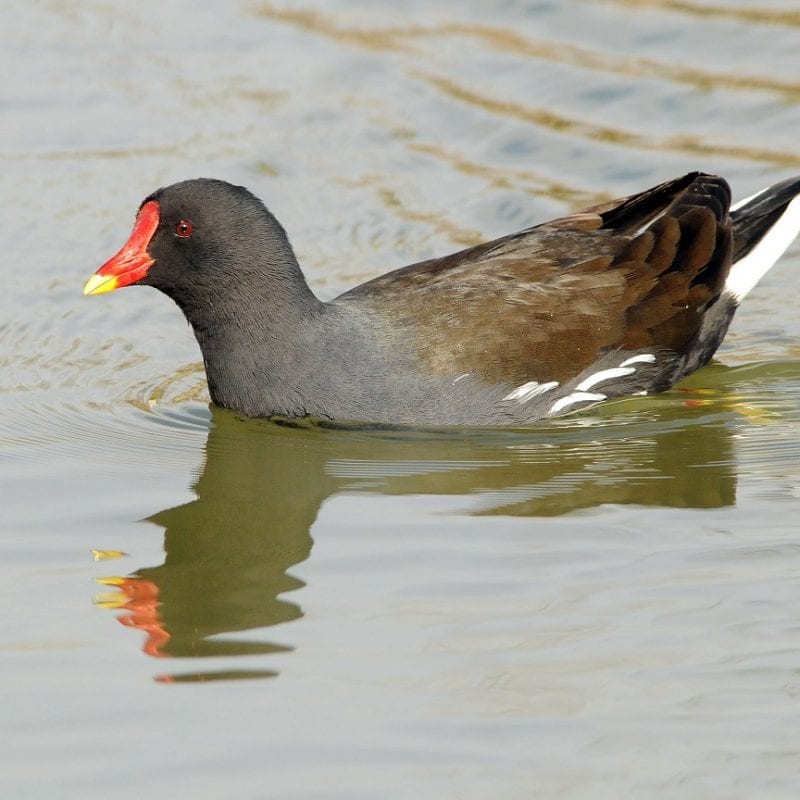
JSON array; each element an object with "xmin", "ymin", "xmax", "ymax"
[{"xmin": 338, "ymin": 173, "xmax": 733, "ymax": 386}]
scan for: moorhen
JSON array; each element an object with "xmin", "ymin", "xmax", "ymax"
[{"xmin": 84, "ymin": 172, "xmax": 800, "ymax": 426}]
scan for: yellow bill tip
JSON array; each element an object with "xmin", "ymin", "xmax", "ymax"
[
  {"xmin": 92, "ymin": 549, "xmax": 128, "ymax": 562},
  {"xmin": 83, "ymin": 273, "xmax": 119, "ymax": 296},
  {"xmin": 95, "ymin": 575, "xmax": 126, "ymax": 587}
]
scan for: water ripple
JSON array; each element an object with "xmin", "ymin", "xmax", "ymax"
[
  {"xmin": 417, "ymin": 72, "xmax": 800, "ymax": 167},
  {"xmin": 593, "ymin": 0, "xmax": 800, "ymax": 27},
  {"xmin": 253, "ymin": 5, "xmax": 800, "ymax": 100}
]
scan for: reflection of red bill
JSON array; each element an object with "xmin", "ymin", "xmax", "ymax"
[{"xmin": 95, "ymin": 575, "xmax": 169, "ymax": 657}]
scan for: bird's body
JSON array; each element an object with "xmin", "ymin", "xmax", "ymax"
[{"xmin": 85, "ymin": 172, "xmax": 800, "ymax": 426}]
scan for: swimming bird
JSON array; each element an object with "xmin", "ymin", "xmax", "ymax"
[{"xmin": 84, "ymin": 172, "xmax": 800, "ymax": 426}]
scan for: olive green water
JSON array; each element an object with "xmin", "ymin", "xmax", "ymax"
[{"xmin": 2, "ymin": 1, "xmax": 800, "ymax": 797}]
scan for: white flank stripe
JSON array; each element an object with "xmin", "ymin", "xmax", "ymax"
[
  {"xmin": 503, "ymin": 380, "xmax": 559, "ymax": 402},
  {"xmin": 503, "ymin": 381, "xmax": 538, "ymax": 401},
  {"xmin": 726, "ymin": 193, "xmax": 800, "ymax": 301},
  {"xmin": 575, "ymin": 366, "xmax": 636, "ymax": 392},
  {"xmin": 619, "ymin": 353, "xmax": 656, "ymax": 367},
  {"xmin": 550, "ymin": 391, "xmax": 606, "ymax": 415}
]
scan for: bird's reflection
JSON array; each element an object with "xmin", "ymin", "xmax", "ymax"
[{"xmin": 96, "ymin": 385, "xmax": 740, "ymax": 681}]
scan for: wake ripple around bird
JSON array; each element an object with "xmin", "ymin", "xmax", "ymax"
[
  {"xmin": 0, "ymin": 329, "xmax": 211, "ymax": 469},
  {"xmin": 2, "ymin": 317, "xmax": 800, "ymax": 483}
]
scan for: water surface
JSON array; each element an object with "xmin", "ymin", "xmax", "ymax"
[{"xmin": 2, "ymin": 1, "xmax": 800, "ymax": 797}]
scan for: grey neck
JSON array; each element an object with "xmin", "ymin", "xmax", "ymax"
[{"xmin": 171, "ymin": 257, "xmax": 326, "ymax": 417}]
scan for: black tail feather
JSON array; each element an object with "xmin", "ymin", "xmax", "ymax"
[{"xmin": 732, "ymin": 176, "xmax": 800, "ymax": 261}]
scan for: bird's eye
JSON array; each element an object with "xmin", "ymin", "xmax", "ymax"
[{"xmin": 175, "ymin": 219, "xmax": 194, "ymax": 238}]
